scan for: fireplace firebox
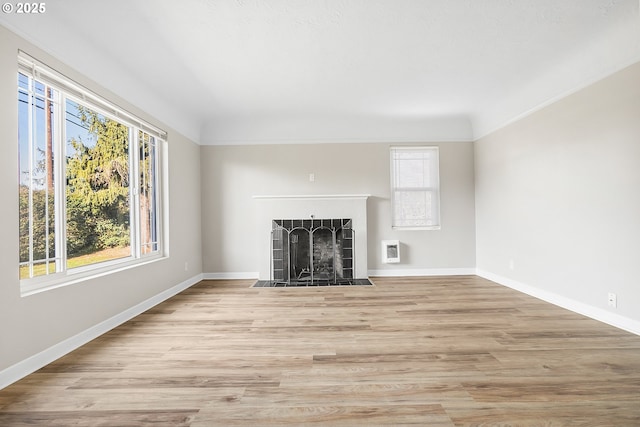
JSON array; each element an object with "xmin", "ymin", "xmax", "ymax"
[{"xmin": 270, "ymin": 218, "xmax": 355, "ymax": 286}]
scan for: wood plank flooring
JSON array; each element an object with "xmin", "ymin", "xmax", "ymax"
[{"xmin": 2, "ymin": 276, "xmax": 640, "ymax": 426}]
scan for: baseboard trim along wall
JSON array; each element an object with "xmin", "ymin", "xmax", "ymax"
[
  {"xmin": 477, "ymin": 269, "xmax": 640, "ymax": 337},
  {"xmin": 203, "ymin": 272, "xmax": 259, "ymax": 280},
  {"xmin": 368, "ymin": 268, "xmax": 477, "ymax": 277},
  {"xmin": 0, "ymin": 273, "xmax": 204, "ymax": 390}
]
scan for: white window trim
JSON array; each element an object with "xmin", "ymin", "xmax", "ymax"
[
  {"xmin": 18, "ymin": 52, "xmax": 168, "ymax": 296},
  {"xmin": 390, "ymin": 146, "xmax": 441, "ymax": 231}
]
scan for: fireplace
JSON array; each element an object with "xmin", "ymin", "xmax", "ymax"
[
  {"xmin": 253, "ymin": 194, "xmax": 370, "ymax": 283},
  {"xmin": 271, "ymin": 218, "xmax": 353, "ymax": 285}
]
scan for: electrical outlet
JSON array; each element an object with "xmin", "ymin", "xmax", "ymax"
[
  {"xmin": 509, "ymin": 259, "xmax": 515, "ymax": 270},
  {"xmin": 608, "ymin": 292, "xmax": 617, "ymax": 308},
  {"xmin": 309, "ymin": 173, "xmax": 315, "ymax": 182},
  {"xmin": 184, "ymin": 261, "xmax": 189, "ymax": 272}
]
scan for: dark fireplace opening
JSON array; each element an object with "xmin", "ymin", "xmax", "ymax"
[{"xmin": 260, "ymin": 218, "xmax": 370, "ymax": 287}]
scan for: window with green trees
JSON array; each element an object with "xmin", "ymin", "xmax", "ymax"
[{"xmin": 18, "ymin": 53, "xmax": 165, "ymax": 291}]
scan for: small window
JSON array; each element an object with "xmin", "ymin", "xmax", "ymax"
[
  {"xmin": 18, "ymin": 52, "xmax": 166, "ymax": 293},
  {"xmin": 390, "ymin": 146, "xmax": 440, "ymax": 229}
]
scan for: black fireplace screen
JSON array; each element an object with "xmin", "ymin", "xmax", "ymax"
[{"xmin": 271, "ymin": 218, "xmax": 353, "ymax": 285}]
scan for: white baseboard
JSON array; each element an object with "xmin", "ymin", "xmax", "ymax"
[
  {"xmin": 477, "ymin": 269, "xmax": 640, "ymax": 336},
  {"xmin": 0, "ymin": 273, "xmax": 204, "ymax": 390},
  {"xmin": 203, "ymin": 272, "xmax": 259, "ymax": 280},
  {"xmin": 368, "ymin": 268, "xmax": 477, "ymax": 277}
]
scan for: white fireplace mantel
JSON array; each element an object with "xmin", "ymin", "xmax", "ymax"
[
  {"xmin": 252, "ymin": 194, "xmax": 371, "ymax": 200},
  {"xmin": 253, "ymin": 194, "xmax": 370, "ymax": 280}
]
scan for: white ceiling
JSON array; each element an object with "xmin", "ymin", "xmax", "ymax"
[{"xmin": 2, "ymin": 0, "xmax": 639, "ymax": 145}]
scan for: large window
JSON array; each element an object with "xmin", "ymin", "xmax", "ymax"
[
  {"xmin": 18, "ymin": 52, "xmax": 165, "ymax": 293},
  {"xmin": 390, "ymin": 146, "xmax": 440, "ymax": 229}
]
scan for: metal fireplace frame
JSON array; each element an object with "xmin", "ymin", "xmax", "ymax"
[{"xmin": 270, "ymin": 218, "xmax": 355, "ymax": 286}]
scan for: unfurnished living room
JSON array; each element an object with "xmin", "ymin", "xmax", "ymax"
[{"xmin": 1, "ymin": 1, "xmax": 640, "ymax": 425}]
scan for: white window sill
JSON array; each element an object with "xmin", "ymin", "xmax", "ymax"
[{"xmin": 20, "ymin": 255, "xmax": 167, "ymax": 297}]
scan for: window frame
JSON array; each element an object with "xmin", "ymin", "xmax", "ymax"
[
  {"xmin": 18, "ymin": 52, "xmax": 167, "ymax": 296},
  {"xmin": 390, "ymin": 146, "xmax": 441, "ymax": 230}
]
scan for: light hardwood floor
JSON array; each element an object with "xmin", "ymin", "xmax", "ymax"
[{"xmin": 1, "ymin": 276, "xmax": 640, "ymax": 426}]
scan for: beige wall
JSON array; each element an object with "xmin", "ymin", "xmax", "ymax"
[
  {"xmin": 475, "ymin": 61, "xmax": 640, "ymax": 324},
  {"xmin": 0, "ymin": 26, "xmax": 203, "ymax": 373},
  {"xmin": 200, "ymin": 142, "xmax": 476, "ymax": 276}
]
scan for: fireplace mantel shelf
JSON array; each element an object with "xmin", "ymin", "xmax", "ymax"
[{"xmin": 253, "ymin": 194, "xmax": 370, "ymax": 200}]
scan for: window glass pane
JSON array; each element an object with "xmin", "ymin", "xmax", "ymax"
[
  {"xmin": 18, "ymin": 74, "xmax": 58, "ymax": 279},
  {"xmin": 139, "ymin": 130, "xmax": 158, "ymax": 254},
  {"xmin": 393, "ymin": 191, "xmax": 435, "ymax": 227},
  {"xmin": 18, "ymin": 72, "xmax": 29, "ymax": 91},
  {"xmin": 65, "ymin": 100, "xmax": 131, "ymax": 269},
  {"xmin": 395, "ymin": 158, "xmax": 425, "ymax": 188}
]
